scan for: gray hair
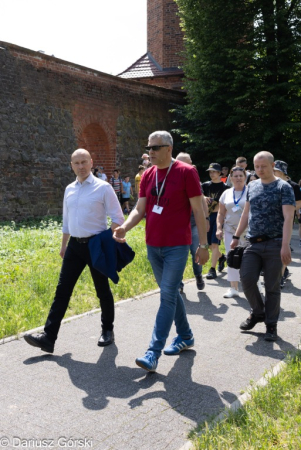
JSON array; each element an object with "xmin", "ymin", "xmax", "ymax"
[{"xmin": 148, "ymin": 130, "xmax": 173, "ymax": 146}]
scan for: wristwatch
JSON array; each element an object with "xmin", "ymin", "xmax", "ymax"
[
  {"xmin": 232, "ymin": 235, "xmax": 240, "ymax": 240},
  {"xmin": 198, "ymin": 243, "xmax": 209, "ymax": 250}
]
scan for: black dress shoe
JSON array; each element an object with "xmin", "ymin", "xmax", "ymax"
[
  {"xmin": 24, "ymin": 333, "xmax": 54, "ymax": 353},
  {"xmin": 98, "ymin": 330, "xmax": 114, "ymax": 347},
  {"xmin": 240, "ymin": 313, "xmax": 265, "ymax": 331}
]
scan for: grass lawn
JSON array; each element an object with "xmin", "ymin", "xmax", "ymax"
[
  {"xmin": 0, "ymin": 217, "xmax": 215, "ymax": 339},
  {"xmin": 191, "ymin": 352, "xmax": 301, "ymax": 449}
]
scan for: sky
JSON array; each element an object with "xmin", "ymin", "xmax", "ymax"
[{"xmin": 1, "ymin": 0, "xmax": 147, "ymax": 75}]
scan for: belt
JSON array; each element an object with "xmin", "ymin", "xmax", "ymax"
[
  {"xmin": 248, "ymin": 234, "xmax": 282, "ymax": 244},
  {"xmin": 72, "ymin": 236, "xmax": 95, "ymax": 244}
]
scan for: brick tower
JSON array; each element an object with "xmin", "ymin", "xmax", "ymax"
[
  {"xmin": 119, "ymin": 0, "xmax": 184, "ymax": 90},
  {"xmin": 147, "ymin": 0, "xmax": 184, "ymax": 70}
]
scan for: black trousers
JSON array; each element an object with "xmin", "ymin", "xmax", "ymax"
[{"xmin": 44, "ymin": 237, "xmax": 114, "ymax": 342}]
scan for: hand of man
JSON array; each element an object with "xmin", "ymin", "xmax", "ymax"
[
  {"xmin": 281, "ymin": 243, "xmax": 291, "ymax": 266},
  {"xmin": 216, "ymin": 230, "xmax": 223, "ymax": 240},
  {"xmin": 113, "ymin": 226, "xmax": 127, "ymax": 243},
  {"xmin": 60, "ymin": 246, "xmax": 67, "ymax": 259},
  {"xmin": 230, "ymin": 239, "xmax": 239, "ymax": 250},
  {"xmin": 195, "ymin": 248, "xmax": 209, "ymax": 266},
  {"xmin": 205, "ymin": 197, "xmax": 212, "ymax": 206}
]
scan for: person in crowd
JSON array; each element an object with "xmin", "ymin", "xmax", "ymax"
[
  {"xmin": 97, "ymin": 166, "xmax": 107, "ymax": 181},
  {"xmin": 216, "ymin": 167, "xmax": 248, "ymax": 298},
  {"xmin": 113, "ymin": 131, "xmax": 209, "ymax": 372},
  {"xmin": 246, "ymin": 170, "xmax": 259, "ymax": 184},
  {"xmin": 141, "ymin": 153, "xmax": 151, "ymax": 169},
  {"xmin": 230, "ymin": 151, "xmax": 295, "ymax": 341},
  {"xmin": 135, "ymin": 165, "xmax": 145, "ymax": 196},
  {"xmin": 226, "ymin": 157, "xmax": 251, "ymax": 186},
  {"xmin": 176, "ymin": 152, "xmax": 209, "ymax": 292},
  {"xmin": 24, "ymin": 149, "xmax": 124, "ymax": 353},
  {"xmin": 220, "ymin": 167, "xmax": 229, "ymax": 183},
  {"xmin": 121, "ymin": 175, "xmax": 133, "ymax": 214},
  {"xmin": 110, "ymin": 169, "xmax": 124, "ymax": 202},
  {"xmin": 93, "ymin": 167, "xmax": 99, "ymax": 177},
  {"xmin": 273, "ymin": 160, "xmax": 301, "ymax": 287},
  {"xmin": 202, "ymin": 163, "xmax": 229, "ymax": 280}
]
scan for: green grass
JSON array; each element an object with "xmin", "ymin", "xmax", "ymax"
[
  {"xmin": 0, "ymin": 217, "xmax": 215, "ymax": 339},
  {"xmin": 192, "ymin": 352, "xmax": 301, "ymax": 449}
]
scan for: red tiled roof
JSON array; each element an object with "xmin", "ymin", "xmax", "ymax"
[{"xmin": 118, "ymin": 52, "xmax": 183, "ymax": 79}]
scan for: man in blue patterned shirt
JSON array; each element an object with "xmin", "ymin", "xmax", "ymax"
[{"xmin": 230, "ymin": 151, "xmax": 295, "ymax": 341}]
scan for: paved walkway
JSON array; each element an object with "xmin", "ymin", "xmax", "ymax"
[{"xmin": 1, "ymin": 229, "xmax": 301, "ymax": 450}]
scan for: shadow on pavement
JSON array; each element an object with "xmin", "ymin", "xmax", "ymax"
[{"xmin": 23, "ymin": 347, "xmax": 227, "ymax": 424}]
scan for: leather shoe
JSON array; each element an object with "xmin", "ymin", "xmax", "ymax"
[
  {"xmin": 98, "ymin": 330, "xmax": 114, "ymax": 347},
  {"xmin": 240, "ymin": 313, "xmax": 265, "ymax": 331},
  {"xmin": 24, "ymin": 333, "xmax": 54, "ymax": 353}
]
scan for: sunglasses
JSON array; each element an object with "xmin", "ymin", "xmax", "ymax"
[
  {"xmin": 232, "ymin": 167, "xmax": 245, "ymax": 172},
  {"xmin": 145, "ymin": 145, "xmax": 169, "ymax": 151}
]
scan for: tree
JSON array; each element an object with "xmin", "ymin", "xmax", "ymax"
[{"xmin": 174, "ymin": 0, "xmax": 301, "ymax": 178}]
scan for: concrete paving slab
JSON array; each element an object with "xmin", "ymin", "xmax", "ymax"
[{"xmin": 0, "ymin": 230, "xmax": 300, "ymax": 450}]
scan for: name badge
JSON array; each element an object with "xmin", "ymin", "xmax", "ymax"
[
  {"xmin": 232, "ymin": 205, "xmax": 241, "ymax": 212},
  {"xmin": 152, "ymin": 205, "xmax": 163, "ymax": 214}
]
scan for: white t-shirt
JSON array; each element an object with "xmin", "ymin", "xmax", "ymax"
[{"xmin": 219, "ymin": 187, "xmax": 247, "ymax": 233}]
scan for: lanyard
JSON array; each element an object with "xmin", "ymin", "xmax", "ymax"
[
  {"xmin": 155, "ymin": 159, "xmax": 174, "ymax": 206},
  {"xmin": 233, "ymin": 185, "xmax": 245, "ymax": 206}
]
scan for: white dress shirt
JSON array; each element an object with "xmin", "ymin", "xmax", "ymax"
[{"xmin": 62, "ymin": 173, "xmax": 124, "ymax": 238}]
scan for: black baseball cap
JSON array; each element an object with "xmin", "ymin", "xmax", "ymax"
[{"xmin": 206, "ymin": 163, "xmax": 222, "ymax": 172}]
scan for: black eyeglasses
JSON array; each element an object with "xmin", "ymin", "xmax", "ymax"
[{"xmin": 145, "ymin": 145, "xmax": 169, "ymax": 151}]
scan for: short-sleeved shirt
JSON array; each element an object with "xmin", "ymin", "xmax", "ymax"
[
  {"xmin": 111, "ymin": 177, "xmax": 122, "ymax": 194},
  {"xmin": 287, "ymin": 179, "xmax": 301, "ymax": 201},
  {"xmin": 202, "ymin": 181, "xmax": 229, "ymax": 214},
  {"xmin": 219, "ymin": 187, "xmax": 247, "ymax": 233},
  {"xmin": 122, "ymin": 181, "xmax": 131, "ymax": 198},
  {"xmin": 246, "ymin": 178, "xmax": 295, "ymax": 239},
  {"xmin": 135, "ymin": 173, "xmax": 141, "ymax": 193},
  {"xmin": 139, "ymin": 160, "xmax": 202, "ymax": 247}
]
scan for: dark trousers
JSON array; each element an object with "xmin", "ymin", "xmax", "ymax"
[
  {"xmin": 44, "ymin": 237, "xmax": 114, "ymax": 342},
  {"xmin": 240, "ymin": 239, "xmax": 283, "ymax": 325}
]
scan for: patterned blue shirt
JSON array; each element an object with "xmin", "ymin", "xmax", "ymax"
[{"xmin": 246, "ymin": 178, "xmax": 295, "ymax": 239}]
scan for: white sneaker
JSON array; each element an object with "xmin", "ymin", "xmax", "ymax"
[
  {"xmin": 223, "ymin": 288, "xmax": 239, "ymax": 298},
  {"xmin": 257, "ymin": 280, "xmax": 264, "ymax": 294}
]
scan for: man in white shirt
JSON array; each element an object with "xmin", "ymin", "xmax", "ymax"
[{"xmin": 24, "ymin": 149, "xmax": 124, "ymax": 353}]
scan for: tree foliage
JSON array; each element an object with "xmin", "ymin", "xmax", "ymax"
[{"xmin": 173, "ymin": 0, "xmax": 301, "ymax": 178}]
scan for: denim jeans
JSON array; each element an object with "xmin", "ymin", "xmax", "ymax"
[
  {"xmin": 191, "ymin": 225, "xmax": 203, "ymax": 277},
  {"xmin": 240, "ymin": 239, "xmax": 283, "ymax": 325},
  {"xmin": 44, "ymin": 237, "xmax": 114, "ymax": 342},
  {"xmin": 147, "ymin": 245, "xmax": 192, "ymax": 358}
]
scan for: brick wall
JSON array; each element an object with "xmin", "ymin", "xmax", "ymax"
[
  {"xmin": 148, "ymin": 0, "xmax": 184, "ymax": 69},
  {"xmin": 0, "ymin": 42, "xmax": 185, "ymax": 220}
]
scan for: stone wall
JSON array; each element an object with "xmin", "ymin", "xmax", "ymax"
[{"xmin": 0, "ymin": 42, "xmax": 185, "ymax": 220}]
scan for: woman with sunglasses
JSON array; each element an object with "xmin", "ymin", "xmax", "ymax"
[{"xmin": 216, "ymin": 166, "xmax": 248, "ymax": 298}]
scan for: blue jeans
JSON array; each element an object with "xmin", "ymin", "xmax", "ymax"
[
  {"xmin": 190, "ymin": 225, "xmax": 203, "ymax": 277},
  {"xmin": 147, "ymin": 245, "xmax": 192, "ymax": 358},
  {"xmin": 179, "ymin": 225, "xmax": 202, "ymax": 289}
]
